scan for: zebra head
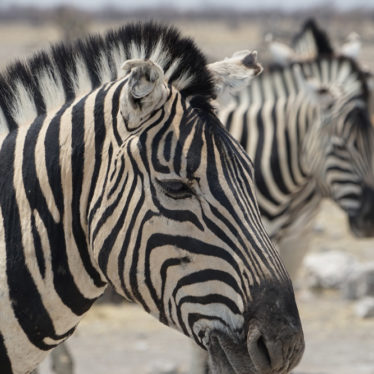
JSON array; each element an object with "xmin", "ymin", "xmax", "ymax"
[
  {"xmin": 88, "ymin": 24, "xmax": 304, "ymax": 374},
  {"xmin": 302, "ymin": 56, "xmax": 374, "ymax": 237}
]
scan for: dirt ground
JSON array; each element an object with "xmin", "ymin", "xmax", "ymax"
[{"xmin": 0, "ymin": 17, "xmax": 373, "ymax": 374}]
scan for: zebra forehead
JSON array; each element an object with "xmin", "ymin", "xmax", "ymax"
[{"xmin": 0, "ymin": 22, "xmax": 215, "ymax": 133}]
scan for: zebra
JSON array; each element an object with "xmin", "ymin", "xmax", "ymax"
[
  {"xmin": 0, "ymin": 22, "xmax": 304, "ymax": 374},
  {"xmin": 218, "ymin": 54, "xmax": 374, "ymax": 280}
]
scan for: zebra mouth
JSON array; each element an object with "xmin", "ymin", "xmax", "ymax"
[
  {"xmin": 348, "ymin": 217, "xmax": 374, "ymax": 238},
  {"xmin": 348, "ymin": 212, "xmax": 374, "ymax": 238},
  {"xmin": 348, "ymin": 186, "xmax": 374, "ymax": 238},
  {"xmin": 207, "ymin": 331, "xmax": 258, "ymax": 374}
]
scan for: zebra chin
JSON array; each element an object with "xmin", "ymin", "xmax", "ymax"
[{"xmin": 348, "ymin": 186, "xmax": 374, "ymax": 238}]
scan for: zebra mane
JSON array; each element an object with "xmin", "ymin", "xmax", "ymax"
[
  {"xmin": 0, "ymin": 22, "xmax": 215, "ymax": 133},
  {"xmin": 292, "ymin": 18, "xmax": 334, "ymax": 56},
  {"xmin": 264, "ymin": 55, "xmax": 369, "ymax": 102}
]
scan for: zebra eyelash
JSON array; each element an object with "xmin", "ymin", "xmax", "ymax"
[{"xmin": 156, "ymin": 178, "xmax": 194, "ymax": 199}]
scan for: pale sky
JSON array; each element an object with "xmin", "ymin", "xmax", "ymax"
[{"xmin": 1, "ymin": 0, "xmax": 373, "ymax": 10}]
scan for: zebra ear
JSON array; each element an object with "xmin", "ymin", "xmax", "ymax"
[
  {"xmin": 208, "ymin": 50, "xmax": 263, "ymax": 103},
  {"xmin": 120, "ymin": 59, "xmax": 169, "ymax": 131}
]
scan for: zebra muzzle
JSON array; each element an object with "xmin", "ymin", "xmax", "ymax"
[{"xmin": 207, "ymin": 321, "xmax": 304, "ymax": 374}]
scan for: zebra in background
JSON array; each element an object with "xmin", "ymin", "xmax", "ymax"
[
  {"xmin": 0, "ymin": 22, "xmax": 305, "ymax": 374},
  {"xmin": 218, "ymin": 54, "xmax": 374, "ymax": 280}
]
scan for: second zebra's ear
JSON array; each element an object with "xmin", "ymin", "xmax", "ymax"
[
  {"xmin": 208, "ymin": 50, "xmax": 263, "ymax": 104},
  {"xmin": 120, "ymin": 59, "xmax": 169, "ymax": 131}
]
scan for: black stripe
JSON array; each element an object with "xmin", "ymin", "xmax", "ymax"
[
  {"xmin": 31, "ymin": 212, "xmax": 46, "ymax": 279},
  {"xmin": 151, "ymin": 95, "xmax": 177, "ymax": 173},
  {"xmin": 186, "ymin": 119, "xmax": 203, "ymax": 178},
  {"xmin": 71, "ymin": 95, "xmax": 106, "ymax": 288},
  {"xmin": 178, "ymin": 294, "xmax": 241, "ymax": 315},
  {"xmin": 0, "ymin": 76, "xmax": 18, "ymax": 131},
  {"xmin": 253, "ymin": 108, "xmax": 279, "ymax": 206},
  {"xmin": 87, "ymin": 86, "xmax": 110, "ymax": 222},
  {"xmin": 239, "ymin": 111, "xmax": 248, "ymax": 150},
  {"xmin": 171, "ymin": 269, "xmax": 243, "ymax": 303},
  {"xmin": 271, "ymin": 105, "xmax": 290, "ymax": 194},
  {"xmin": 51, "ymin": 44, "xmax": 77, "ymax": 102},
  {"xmin": 0, "ymin": 333, "xmax": 12, "ymax": 373},
  {"xmin": 163, "ymin": 131, "xmax": 173, "ymax": 162},
  {"xmin": 110, "ymin": 81, "xmax": 127, "ymax": 146},
  {"xmin": 225, "ymin": 111, "xmax": 234, "ymax": 133}
]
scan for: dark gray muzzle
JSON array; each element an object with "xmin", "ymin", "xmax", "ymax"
[
  {"xmin": 208, "ymin": 283, "xmax": 305, "ymax": 374},
  {"xmin": 349, "ymin": 186, "xmax": 374, "ymax": 237}
]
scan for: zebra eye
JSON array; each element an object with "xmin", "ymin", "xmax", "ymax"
[{"xmin": 157, "ymin": 179, "xmax": 193, "ymax": 199}]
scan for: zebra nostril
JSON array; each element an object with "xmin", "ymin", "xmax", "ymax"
[
  {"xmin": 247, "ymin": 327, "xmax": 272, "ymax": 372},
  {"xmin": 247, "ymin": 321, "xmax": 301, "ymax": 373},
  {"xmin": 256, "ymin": 335, "xmax": 271, "ymax": 367}
]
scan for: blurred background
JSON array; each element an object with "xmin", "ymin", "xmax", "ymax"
[{"xmin": 1, "ymin": 0, "xmax": 373, "ymax": 373}]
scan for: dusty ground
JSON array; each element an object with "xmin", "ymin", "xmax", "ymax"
[{"xmin": 0, "ymin": 18, "xmax": 373, "ymax": 374}]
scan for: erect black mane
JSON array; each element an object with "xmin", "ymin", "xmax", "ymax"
[
  {"xmin": 293, "ymin": 18, "xmax": 334, "ymax": 56},
  {"xmin": 264, "ymin": 55, "xmax": 369, "ymax": 102},
  {"xmin": 0, "ymin": 22, "xmax": 215, "ymax": 132}
]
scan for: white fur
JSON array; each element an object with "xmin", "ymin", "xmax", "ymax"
[
  {"xmin": 164, "ymin": 57, "xmax": 182, "ymax": 81},
  {"xmin": 97, "ymin": 51, "xmax": 113, "ymax": 84},
  {"xmin": 37, "ymin": 66, "xmax": 66, "ymax": 113},
  {"xmin": 70, "ymin": 57, "xmax": 93, "ymax": 99},
  {"xmin": 0, "ymin": 107, "xmax": 9, "ymax": 135},
  {"xmin": 148, "ymin": 40, "xmax": 171, "ymax": 70},
  {"xmin": 10, "ymin": 80, "xmax": 38, "ymax": 126}
]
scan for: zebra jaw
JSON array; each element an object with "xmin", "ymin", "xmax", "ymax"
[{"xmin": 120, "ymin": 59, "xmax": 169, "ymax": 131}]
